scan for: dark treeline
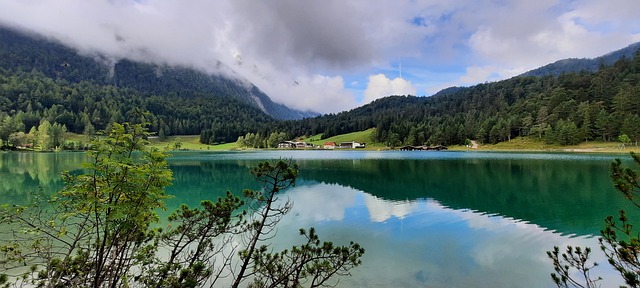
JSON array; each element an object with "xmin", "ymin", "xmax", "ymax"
[{"xmin": 263, "ymin": 52, "xmax": 640, "ymax": 147}]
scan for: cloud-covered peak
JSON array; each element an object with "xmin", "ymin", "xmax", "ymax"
[{"xmin": 0, "ymin": 0, "xmax": 638, "ymax": 113}]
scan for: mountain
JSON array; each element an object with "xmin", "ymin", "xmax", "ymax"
[
  {"xmin": 266, "ymin": 48, "xmax": 640, "ymax": 147},
  {"xmin": 0, "ymin": 26, "xmax": 321, "ymax": 143},
  {"xmin": 0, "ymin": 26, "xmax": 315, "ymax": 120},
  {"xmin": 521, "ymin": 42, "xmax": 640, "ymax": 77}
]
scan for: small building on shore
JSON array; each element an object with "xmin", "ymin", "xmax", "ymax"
[
  {"xmin": 278, "ymin": 141, "xmax": 313, "ymax": 149},
  {"xmin": 399, "ymin": 145, "xmax": 422, "ymax": 151},
  {"xmin": 397, "ymin": 145, "xmax": 448, "ymax": 151},
  {"xmin": 338, "ymin": 141, "xmax": 366, "ymax": 149},
  {"xmin": 426, "ymin": 145, "xmax": 448, "ymax": 151},
  {"xmin": 296, "ymin": 142, "xmax": 313, "ymax": 148},
  {"xmin": 323, "ymin": 142, "xmax": 337, "ymax": 149},
  {"xmin": 278, "ymin": 141, "xmax": 296, "ymax": 149}
]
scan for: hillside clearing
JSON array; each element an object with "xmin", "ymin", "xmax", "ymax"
[
  {"xmin": 449, "ymin": 136, "xmax": 640, "ymax": 153},
  {"xmin": 307, "ymin": 129, "xmax": 386, "ymax": 149},
  {"xmin": 148, "ymin": 135, "xmax": 238, "ymax": 151}
]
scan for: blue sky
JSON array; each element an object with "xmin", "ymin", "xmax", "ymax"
[{"xmin": 0, "ymin": 0, "xmax": 639, "ymax": 114}]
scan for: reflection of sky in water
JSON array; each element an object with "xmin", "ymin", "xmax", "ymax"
[
  {"xmin": 2, "ymin": 151, "xmax": 630, "ymax": 287},
  {"xmin": 272, "ymin": 182, "xmax": 623, "ymax": 288}
]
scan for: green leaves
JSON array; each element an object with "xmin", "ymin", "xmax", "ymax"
[
  {"xmin": 1, "ymin": 132, "xmax": 364, "ymax": 288},
  {"xmin": 611, "ymin": 153, "xmax": 640, "ymax": 208},
  {"xmin": 0, "ymin": 123, "xmax": 175, "ymax": 287},
  {"xmin": 547, "ymin": 246, "xmax": 601, "ymax": 288},
  {"xmin": 250, "ymin": 159, "xmax": 299, "ymax": 192},
  {"xmin": 234, "ymin": 160, "xmax": 364, "ymax": 288},
  {"xmin": 250, "ymin": 227, "xmax": 365, "ymax": 288}
]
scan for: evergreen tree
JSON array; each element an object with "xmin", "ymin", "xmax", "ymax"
[{"xmin": 622, "ymin": 114, "xmax": 640, "ymax": 145}]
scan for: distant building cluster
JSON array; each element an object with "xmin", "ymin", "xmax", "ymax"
[
  {"xmin": 277, "ymin": 141, "xmax": 366, "ymax": 149},
  {"xmin": 397, "ymin": 145, "xmax": 448, "ymax": 151},
  {"xmin": 277, "ymin": 141, "xmax": 313, "ymax": 149}
]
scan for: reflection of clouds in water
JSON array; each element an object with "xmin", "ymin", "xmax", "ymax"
[
  {"xmin": 363, "ymin": 194, "xmax": 420, "ymax": 222},
  {"xmin": 424, "ymin": 199, "xmax": 623, "ymax": 286},
  {"xmin": 285, "ymin": 182, "xmax": 357, "ymax": 222},
  {"xmin": 287, "ymin": 182, "xmax": 421, "ymax": 223},
  {"xmin": 279, "ymin": 184, "xmax": 624, "ymax": 287}
]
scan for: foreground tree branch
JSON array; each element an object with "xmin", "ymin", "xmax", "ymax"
[
  {"xmin": 0, "ymin": 124, "xmax": 364, "ymax": 288},
  {"xmin": 548, "ymin": 152, "xmax": 640, "ymax": 287}
]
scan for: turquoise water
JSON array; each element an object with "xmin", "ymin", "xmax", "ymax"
[{"xmin": 1, "ymin": 150, "xmax": 634, "ymax": 287}]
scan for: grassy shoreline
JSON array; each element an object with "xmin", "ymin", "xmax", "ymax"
[
  {"xmin": 14, "ymin": 133, "xmax": 632, "ymax": 154},
  {"xmin": 448, "ymin": 137, "xmax": 640, "ymax": 154},
  {"xmin": 148, "ymin": 134, "xmax": 639, "ymax": 154}
]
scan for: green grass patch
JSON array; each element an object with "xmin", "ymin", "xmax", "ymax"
[
  {"xmin": 453, "ymin": 136, "xmax": 640, "ymax": 153},
  {"xmin": 64, "ymin": 132, "xmax": 90, "ymax": 143},
  {"xmin": 298, "ymin": 133, "xmax": 323, "ymax": 142},
  {"xmin": 148, "ymin": 135, "xmax": 238, "ymax": 151},
  {"xmin": 477, "ymin": 136, "xmax": 553, "ymax": 151},
  {"xmin": 35, "ymin": 131, "xmax": 640, "ymax": 153},
  {"xmin": 207, "ymin": 142, "xmax": 239, "ymax": 150},
  {"xmin": 307, "ymin": 128, "xmax": 385, "ymax": 149}
]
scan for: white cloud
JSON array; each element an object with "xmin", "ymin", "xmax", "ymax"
[
  {"xmin": 363, "ymin": 74, "xmax": 417, "ymax": 104},
  {"xmin": 464, "ymin": 1, "xmax": 640, "ymax": 78},
  {"xmin": 263, "ymin": 73, "xmax": 358, "ymax": 114},
  {"xmin": 457, "ymin": 65, "xmax": 499, "ymax": 85},
  {"xmin": 0, "ymin": 0, "xmax": 379, "ymax": 113},
  {"xmin": 0, "ymin": 0, "xmax": 638, "ymax": 112},
  {"xmin": 568, "ymin": 0, "xmax": 640, "ymax": 31},
  {"xmin": 454, "ymin": 65, "xmax": 526, "ymax": 87}
]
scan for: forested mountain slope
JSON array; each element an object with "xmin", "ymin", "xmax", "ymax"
[
  {"xmin": 0, "ymin": 26, "xmax": 313, "ymax": 121},
  {"xmin": 521, "ymin": 41, "xmax": 640, "ymax": 77},
  {"xmin": 0, "ymin": 67, "xmax": 275, "ymax": 144},
  {"xmin": 267, "ymin": 52, "xmax": 640, "ymax": 147},
  {"xmin": 0, "ymin": 25, "xmax": 325, "ymax": 146}
]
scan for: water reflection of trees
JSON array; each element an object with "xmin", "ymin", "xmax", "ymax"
[
  {"xmin": 164, "ymin": 157, "xmax": 636, "ymax": 236},
  {"xmin": 3, "ymin": 153, "xmax": 632, "ymax": 237},
  {"xmin": 0, "ymin": 152, "xmax": 86, "ymax": 204},
  {"xmin": 295, "ymin": 158, "xmax": 634, "ymax": 236},
  {"xmin": 165, "ymin": 160, "xmax": 263, "ymax": 209}
]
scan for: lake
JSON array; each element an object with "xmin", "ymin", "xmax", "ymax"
[{"xmin": 0, "ymin": 150, "xmax": 636, "ymax": 287}]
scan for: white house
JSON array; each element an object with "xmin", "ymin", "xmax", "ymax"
[
  {"xmin": 278, "ymin": 141, "xmax": 313, "ymax": 149},
  {"xmin": 338, "ymin": 141, "xmax": 366, "ymax": 149},
  {"xmin": 277, "ymin": 141, "xmax": 296, "ymax": 148}
]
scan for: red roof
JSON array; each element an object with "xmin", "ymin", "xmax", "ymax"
[{"xmin": 323, "ymin": 142, "xmax": 337, "ymax": 146}]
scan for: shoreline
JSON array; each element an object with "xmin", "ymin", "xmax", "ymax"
[
  {"xmin": 168, "ymin": 146, "xmax": 639, "ymax": 154},
  {"xmin": 5, "ymin": 146, "xmax": 638, "ymax": 154},
  {"xmin": 448, "ymin": 146, "xmax": 639, "ymax": 154},
  {"xmin": 7, "ymin": 137, "xmax": 638, "ymax": 154}
]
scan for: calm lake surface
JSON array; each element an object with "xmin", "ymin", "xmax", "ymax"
[{"xmin": 1, "ymin": 150, "xmax": 636, "ymax": 287}]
